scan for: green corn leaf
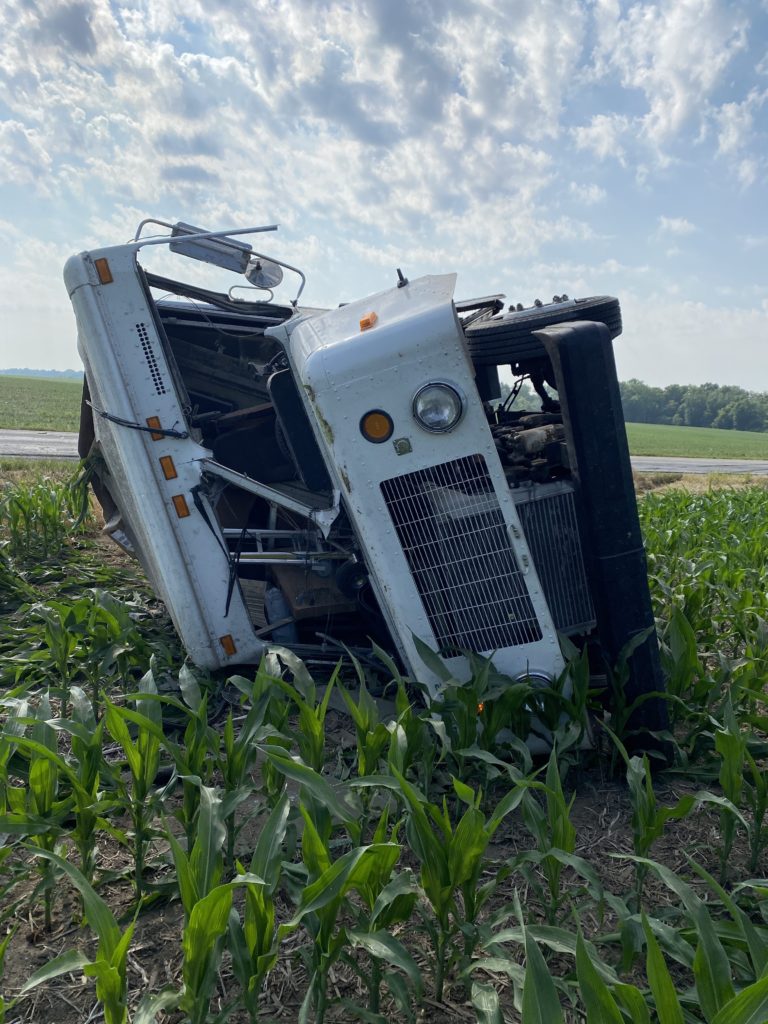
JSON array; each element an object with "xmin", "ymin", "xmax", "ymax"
[
  {"xmin": 290, "ymin": 843, "xmax": 399, "ymax": 925},
  {"xmin": 711, "ymin": 973, "xmax": 768, "ymax": 1024},
  {"xmin": 521, "ymin": 928, "xmax": 565, "ymax": 1024},
  {"xmin": 471, "ymin": 980, "xmax": 503, "ymax": 1024},
  {"xmin": 575, "ymin": 929, "xmax": 625, "ymax": 1023},
  {"xmin": 18, "ymin": 948, "xmax": 89, "ymax": 995},
  {"xmin": 133, "ymin": 987, "xmax": 180, "ymax": 1024},
  {"xmin": 338, "ymin": 1000, "xmax": 388, "ymax": 1023},
  {"xmin": 689, "ymin": 858, "xmax": 768, "ymax": 979},
  {"xmin": 300, "ymin": 806, "xmax": 332, "ymax": 882},
  {"xmin": 103, "ymin": 700, "xmax": 142, "ymax": 780},
  {"xmin": 642, "ymin": 913, "xmax": 684, "ymax": 1024},
  {"xmin": 392, "ymin": 768, "xmax": 449, "ymax": 917},
  {"xmin": 371, "ymin": 871, "xmax": 420, "ymax": 929},
  {"xmin": 263, "ymin": 748, "xmax": 354, "ymax": 823},
  {"xmin": 181, "ymin": 884, "xmax": 234, "ymax": 1005},
  {"xmin": 617, "ymin": 855, "xmax": 735, "ymax": 1020},
  {"xmin": 249, "ymin": 792, "xmax": 290, "ymax": 887},
  {"xmin": 166, "ymin": 828, "xmax": 198, "ymax": 919},
  {"xmin": 487, "ymin": 779, "xmax": 529, "ymax": 835},
  {"xmin": 448, "ymin": 806, "xmax": 488, "ymax": 887},
  {"xmin": 612, "ymin": 983, "xmax": 651, "ymax": 1024},
  {"xmin": 694, "ymin": 910, "xmax": 736, "ymax": 1024},
  {"xmin": 411, "ymin": 634, "xmax": 455, "ymax": 683},
  {"xmin": 487, "ymin": 925, "xmax": 618, "ymax": 985},
  {"xmin": 189, "ymin": 784, "xmax": 226, "ymax": 900},
  {"xmin": 178, "ymin": 663, "xmax": 202, "ymax": 712},
  {"xmin": 348, "ymin": 928, "xmax": 423, "ymax": 996}
]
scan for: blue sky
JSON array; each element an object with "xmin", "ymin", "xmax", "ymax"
[{"xmin": 0, "ymin": 0, "xmax": 766, "ymax": 388}]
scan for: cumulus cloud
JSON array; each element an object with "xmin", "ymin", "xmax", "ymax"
[
  {"xmin": 658, "ymin": 216, "xmax": 696, "ymax": 235},
  {"xmin": 568, "ymin": 182, "xmax": 607, "ymax": 205},
  {"xmin": 591, "ymin": 0, "xmax": 748, "ymax": 145},
  {"xmin": 0, "ymin": 0, "xmax": 765, "ymax": 378}
]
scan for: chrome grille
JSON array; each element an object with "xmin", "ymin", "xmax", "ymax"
[
  {"xmin": 513, "ymin": 481, "xmax": 595, "ymax": 634},
  {"xmin": 381, "ymin": 455, "xmax": 541, "ymax": 654}
]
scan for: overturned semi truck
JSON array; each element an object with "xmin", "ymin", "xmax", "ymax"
[{"xmin": 65, "ymin": 218, "xmax": 667, "ymax": 735}]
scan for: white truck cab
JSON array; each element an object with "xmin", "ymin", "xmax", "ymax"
[{"xmin": 65, "ymin": 218, "xmax": 666, "ymax": 732}]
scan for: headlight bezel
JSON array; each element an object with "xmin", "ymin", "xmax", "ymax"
[{"xmin": 412, "ymin": 381, "xmax": 465, "ymax": 433}]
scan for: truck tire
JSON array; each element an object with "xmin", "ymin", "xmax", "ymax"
[{"xmin": 465, "ymin": 295, "xmax": 622, "ymax": 366}]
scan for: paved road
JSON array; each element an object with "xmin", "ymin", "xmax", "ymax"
[
  {"xmin": 2, "ymin": 429, "xmax": 768, "ymax": 475},
  {"xmin": 0, "ymin": 428, "xmax": 80, "ymax": 459},
  {"xmin": 631, "ymin": 455, "xmax": 768, "ymax": 475}
]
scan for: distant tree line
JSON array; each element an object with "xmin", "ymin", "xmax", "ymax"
[
  {"xmin": 618, "ymin": 380, "xmax": 768, "ymax": 433},
  {"xmin": 499, "ymin": 378, "xmax": 768, "ymax": 433}
]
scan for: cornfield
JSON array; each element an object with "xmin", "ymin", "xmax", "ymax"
[{"xmin": 1, "ymin": 468, "xmax": 768, "ymax": 1023}]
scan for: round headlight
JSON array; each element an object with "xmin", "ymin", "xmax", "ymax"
[{"xmin": 413, "ymin": 383, "xmax": 464, "ymax": 433}]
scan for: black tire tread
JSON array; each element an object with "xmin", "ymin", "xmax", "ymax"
[{"xmin": 465, "ymin": 296, "xmax": 621, "ymax": 366}]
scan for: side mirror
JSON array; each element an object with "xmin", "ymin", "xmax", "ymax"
[{"xmin": 245, "ymin": 257, "xmax": 284, "ymax": 289}]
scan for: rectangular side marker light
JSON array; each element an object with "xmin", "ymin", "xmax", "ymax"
[
  {"xmin": 159, "ymin": 456, "xmax": 177, "ymax": 480},
  {"xmin": 359, "ymin": 311, "xmax": 378, "ymax": 331},
  {"xmin": 146, "ymin": 416, "xmax": 164, "ymax": 441},
  {"xmin": 94, "ymin": 258, "xmax": 113, "ymax": 284},
  {"xmin": 219, "ymin": 634, "xmax": 237, "ymax": 656},
  {"xmin": 172, "ymin": 494, "xmax": 190, "ymax": 518}
]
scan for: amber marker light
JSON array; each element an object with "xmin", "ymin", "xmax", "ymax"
[
  {"xmin": 159, "ymin": 456, "xmax": 177, "ymax": 480},
  {"xmin": 219, "ymin": 634, "xmax": 237, "ymax": 656},
  {"xmin": 146, "ymin": 416, "xmax": 164, "ymax": 441},
  {"xmin": 94, "ymin": 258, "xmax": 113, "ymax": 284},
  {"xmin": 360, "ymin": 409, "xmax": 394, "ymax": 444},
  {"xmin": 172, "ymin": 494, "xmax": 190, "ymax": 518},
  {"xmin": 359, "ymin": 311, "xmax": 378, "ymax": 331}
]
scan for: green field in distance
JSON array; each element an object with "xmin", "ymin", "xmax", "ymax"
[
  {"xmin": 0, "ymin": 375, "xmax": 82, "ymax": 432},
  {"xmin": 2, "ymin": 375, "xmax": 768, "ymax": 459},
  {"xmin": 625, "ymin": 421, "xmax": 768, "ymax": 459}
]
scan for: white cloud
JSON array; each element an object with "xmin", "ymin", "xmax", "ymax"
[
  {"xmin": 572, "ymin": 113, "xmax": 630, "ymax": 162},
  {"xmin": 568, "ymin": 182, "xmax": 607, "ymax": 204},
  {"xmin": 592, "ymin": 0, "xmax": 748, "ymax": 146},
  {"xmin": 658, "ymin": 216, "xmax": 696, "ymax": 235},
  {"xmin": 617, "ymin": 293, "xmax": 768, "ymax": 388},
  {"xmin": 0, "ymin": 0, "xmax": 766, "ymax": 383}
]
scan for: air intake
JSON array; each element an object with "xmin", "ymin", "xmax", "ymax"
[
  {"xmin": 381, "ymin": 454, "xmax": 541, "ymax": 655},
  {"xmin": 136, "ymin": 322, "xmax": 167, "ymax": 395}
]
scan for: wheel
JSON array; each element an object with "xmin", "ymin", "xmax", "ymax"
[{"xmin": 464, "ymin": 295, "xmax": 622, "ymax": 366}]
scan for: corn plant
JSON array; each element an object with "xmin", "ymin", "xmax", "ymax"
[
  {"xmin": 5, "ymin": 724, "xmax": 109, "ymax": 894},
  {"xmin": 291, "ymin": 808, "xmax": 402, "ymax": 1024},
  {"xmin": 217, "ymin": 674, "xmax": 279, "ymax": 869},
  {"xmin": 49, "ymin": 685, "xmax": 110, "ymax": 884},
  {"xmin": 0, "ymin": 924, "xmax": 16, "ymax": 1024},
  {"xmin": 160, "ymin": 780, "xmax": 268, "ymax": 1022},
  {"xmin": 0, "ymin": 478, "xmax": 76, "ymax": 561},
  {"xmin": 715, "ymin": 698, "xmax": 746, "ymax": 883},
  {"xmin": 20, "ymin": 849, "xmax": 136, "ymax": 1024},
  {"xmin": 103, "ymin": 670, "xmax": 164, "ymax": 896},
  {"xmin": 2, "ymin": 693, "xmax": 68, "ymax": 930},
  {"xmin": 743, "ymin": 749, "xmax": 768, "ymax": 873},
  {"xmin": 392, "ymin": 766, "xmax": 525, "ymax": 1000},
  {"xmin": 265, "ymin": 647, "xmax": 338, "ymax": 773},
  {"xmin": 229, "ymin": 793, "xmax": 291, "ymax": 1021},
  {"xmin": 607, "ymin": 728, "xmax": 740, "ymax": 910},
  {"xmin": 156, "ymin": 665, "xmax": 219, "ymax": 850},
  {"xmin": 514, "ymin": 746, "xmax": 602, "ymax": 925},
  {"xmin": 340, "ymin": 808, "xmax": 421, "ymax": 1018}
]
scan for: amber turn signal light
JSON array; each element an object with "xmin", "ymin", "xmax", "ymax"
[
  {"xmin": 360, "ymin": 409, "xmax": 394, "ymax": 444},
  {"xmin": 359, "ymin": 311, "xmax": 378, "ymax": 331},
  {"xmin": 94, "ymin": 258, "xmax": 113, "ymax": 284}
]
